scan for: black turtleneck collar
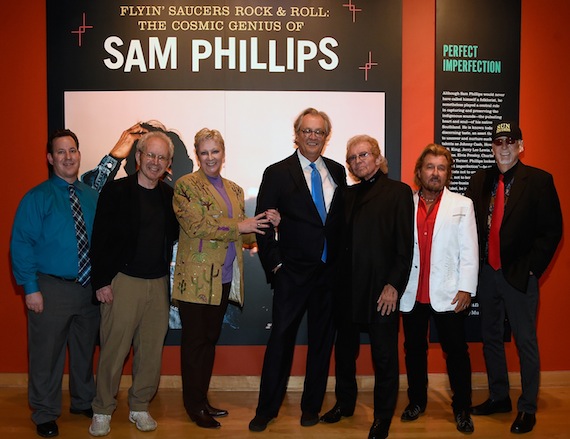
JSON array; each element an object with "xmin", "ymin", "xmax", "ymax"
[{"xmin": 361, "ymin": 169, "xmax": 386, "ymax": 186}]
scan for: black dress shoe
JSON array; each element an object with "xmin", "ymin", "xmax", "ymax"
[
  {"xmin": 320, "ymin": 403, "xmax": 354, "ymax": 423},
  {"xmin": 510, "ymin": 411, "xmax": 536, "ymax": 434},
  {"xmin": 400, "ymin": 403, "xmax": 426, "ymax": 422},
  {"xmin": 368, "ymin": 418, "xmax": 391, "ymax": 439},
  {"xmin": 455, "ymin": 409, "xmax": 475, "ymax": 434},
  {"xmin": 36, "ymin": 420, "xmax": 59, "ymax": 438},
  {"xmin": 70, "ymin": 407, "xmax": 94, "ymax": 418},
  {"xmin": 205, "ymin": 401, "xmax": 228, "ymax": 417},
  {"xmin": 300, "ymin": 412, "xmax": 319, "ymax": 427},
  {"xmin": 188, "ymin": 409, "xmax": 221, "ymax": 429},
  {"xmin": 249, "ymin": 415, "xmax": 273, "ymax": 432},
  {"xmin": 471, "ymin": 397, "xmax": 512, "ymax": 415}
]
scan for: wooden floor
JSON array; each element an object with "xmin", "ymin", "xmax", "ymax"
[{"xmin": 1, "ymin": 384, "xmax": 570, "ymax": 439}]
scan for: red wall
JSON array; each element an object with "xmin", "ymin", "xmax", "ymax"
[{"xmin": 1, "ymin": 0, "xmax": 568, "ymax": 376}]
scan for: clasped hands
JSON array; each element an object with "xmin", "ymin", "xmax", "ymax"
[{"xmin": 238, "ymin": 209, "xmax": 280, "ymax": 235}]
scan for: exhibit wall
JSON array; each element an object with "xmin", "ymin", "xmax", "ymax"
[{"xmin": 1, "ymin": 0, "xmax": 568, "ymax": 376}]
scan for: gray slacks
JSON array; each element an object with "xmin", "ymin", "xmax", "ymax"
[
  {"xmin": 28, "ymin": 273, "xmax": 100, "ymax": 424},
  {"xmin": 478, "ymin": 264, "xmax": 540, "ymax": 413}
]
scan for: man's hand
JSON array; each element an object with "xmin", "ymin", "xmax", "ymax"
[
  {"xmin": 265, "ymin": 209, "xmax": 281, "ymax": 227},
  {"xmin": 451, "ymin": 291, "xmax": 472, "ymax": 313},
  {"xmin": 25, "ymin": 292, "xmax": 44, "ymax": 314},
  {"xmin": 96, "ymin": 285, "xmax": 114, "ymax": 304},
  {"xmin": 377, "ymin": 284, "xmax": 398, "ymax": 315},
  {"xmin": 109, "ymin": 123, "xmax": 148, "ymax": 159}
]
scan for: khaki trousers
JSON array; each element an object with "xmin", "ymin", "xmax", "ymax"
[{"xmin": 92, "ymin": 272, "xmax": 169, "ymax": 414}]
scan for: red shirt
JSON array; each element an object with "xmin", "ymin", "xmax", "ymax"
[{"xmin": 416, "ymin": 192, "xmax": 442, "ymax": 303}]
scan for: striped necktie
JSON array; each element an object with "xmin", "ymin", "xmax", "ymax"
[{"xmin": 68, "ymin": 185, "xmax": 91, "ymax": 286}]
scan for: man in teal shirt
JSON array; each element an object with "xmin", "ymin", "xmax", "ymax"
[{"xmin": 10, "ymin": 129, "xmax": 100, "ymax": 438}]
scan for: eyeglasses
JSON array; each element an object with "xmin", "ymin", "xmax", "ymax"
[
  {"xmin": 141, "ymin": 151, "xmax": 169, "ymax": 163},
  {"xmin": 299, "ymin": 128, "xmax": 327, "ymax": 137},
  {"xmin": 347, "ymin": 152, "xmax": 372, "ymax": 163},
  {"xmin": 492, "ymin": 137, "xmax": 517, "ymax": 146}
]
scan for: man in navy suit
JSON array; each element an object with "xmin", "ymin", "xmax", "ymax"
[
  {"xmin": 249, "ymin": 108, "xmax": 347, "ymax": 432},
  {"xmin": 466, "ymin": 120, "xmax": 562, "ymax": 434}
]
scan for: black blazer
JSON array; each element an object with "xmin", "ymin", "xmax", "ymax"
[
  {"xmin": 90, "ymin": 173, "xmax": 179, "ymax": 291},
  {"xmin": 344, "ymin": 173, "xmax": 414, "ymax": 324},
  {"xmin": 465, "ymin": 161, "xmax": 562, "ymax": 292},
  {"xmin": 255, "ymin": 152, "xmax": 347, "ymax": 285}
]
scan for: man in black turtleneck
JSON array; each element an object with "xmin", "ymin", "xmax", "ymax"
[{"xmin": 320, "ymin": 134, "xmax": 414, "ymax": 439}]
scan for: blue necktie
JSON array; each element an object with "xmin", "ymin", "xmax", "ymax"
[
  {"xmin": 68, "ymin": 185, "xmax": 91, "ymax": 286},
  {"xmin": 310, "ymin": 163, "xmax": 327, "ymax": 262}
]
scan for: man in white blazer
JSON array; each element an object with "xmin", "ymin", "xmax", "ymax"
[{"xmin": 400, "ymin": 144, "xmax": 478, "ymax": 434}]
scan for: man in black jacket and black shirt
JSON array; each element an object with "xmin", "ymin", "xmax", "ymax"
[{"xmin": 88, "ymin": 131, "xmax": 179, "ymax": 437}]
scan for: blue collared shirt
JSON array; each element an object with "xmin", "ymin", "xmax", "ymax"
[{"xmin": 10, "ymin": 175, "xmax": 99, "ymax": 294}]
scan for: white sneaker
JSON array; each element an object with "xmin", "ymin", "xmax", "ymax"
[
  {"xmin": 89, "ymin": 414, "xmax": 111, "ymax": 436},
  {"xmin": 129, "ymin": 411, "xmax": 158, "ymax": 432}
]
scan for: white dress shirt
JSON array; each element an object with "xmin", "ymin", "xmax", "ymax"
[{"xmin": 297, "ymin": 150, "xmax": 337, "ymax": 212}]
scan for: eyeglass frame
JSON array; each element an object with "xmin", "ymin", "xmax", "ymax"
[
  {"xmin": 347, "ymin": 151, "xmax": 373, "ymax": 163},
  {"xmin": 140, "ymin": 151, "xmax": 170, "ymax": 163},
  {"xmin": 298, "ymin": 128, "xmax": 327, "ymax": 138}
]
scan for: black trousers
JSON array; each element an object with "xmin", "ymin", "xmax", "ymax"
[
  {"xmin": 255, "ymin": 264, "xmax": 334, "ymax": 418},
  {"xmin": 178, "ymin": 283, "xmax": 230, "ymax": 414},
  {"xmin": 332, "ymin": 317, "xmax": 360, "ymax": 413},
  {"xmin": 478, "ymin": 264, "xmax": 540, "ymax": 413},
  {"xmin": 333, "ymin": 311, "xmax": 400, "ymax": 420},
  {"xmin": 402, "ymin": 302, "xmax": 472, "ymax": 413}
]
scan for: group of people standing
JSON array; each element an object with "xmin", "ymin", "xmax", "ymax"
[{"xmin": 10, "ymin": 109, "xmax": 562, "ymax": 439}]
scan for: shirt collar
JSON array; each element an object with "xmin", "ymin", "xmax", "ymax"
[
  {"xmin": 297, "ymin": 149, "xmax": 323, "ymax": 169},
  {"xmin": 50, "ymin": 174, "xmax": 79, "ymax": 188},
  {"xmin": 496, "ymin": 160, "xmax": 519, "ymax": 185}
]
